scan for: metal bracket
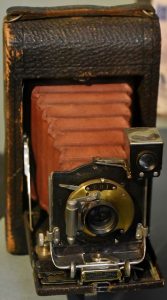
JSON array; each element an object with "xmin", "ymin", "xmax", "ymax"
[
  {"xmin": 136, "ymin": 223, "xmax": 148, "ymax": 240},
  {"xmin": 38, "ymin": 227, "xmax": 60, "ymax": 247},
  {"xmin": 94, "ymin": 158, "xmax": 132, "ymax": 178}
]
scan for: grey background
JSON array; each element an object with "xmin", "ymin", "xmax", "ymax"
[{"xmin": 0, "ymin": 1, "xmax": 167, "ymax": 300}]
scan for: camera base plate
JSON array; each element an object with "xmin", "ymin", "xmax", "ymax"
[{"xmin": 24, "ymin": 212, "xmax": 164, "ymax": 296}]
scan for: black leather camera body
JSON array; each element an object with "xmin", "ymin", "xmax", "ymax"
[{"xmin": 3, "ymin": 3, "xmax": 164, "ymax": 296}]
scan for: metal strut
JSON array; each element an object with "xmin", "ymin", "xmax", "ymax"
[{"xmin": 23, "ymin": 135, "xmax": 33, "ymax": 231}]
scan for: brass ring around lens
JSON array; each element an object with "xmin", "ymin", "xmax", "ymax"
[{"xmin": 67, "ymin": 178, "xmax": 134, "ymax": 237}]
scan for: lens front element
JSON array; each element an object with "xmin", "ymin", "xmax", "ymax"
[
  {"xmin": 138, "ymin": 152, "xmax": 157, "ymax": 171},
  {"xmin": 85, "ymin": 204, "xmax": 118, "ymax": 235}
]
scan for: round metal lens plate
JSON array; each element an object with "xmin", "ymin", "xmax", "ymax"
[{"xmin": 67, "ymin": 178, "xmax": 134, "ymax": 236}]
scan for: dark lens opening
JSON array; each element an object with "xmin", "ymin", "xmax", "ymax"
[{"xmin": 85, "ymin": 204, "xmax": 118, "ymax": 235}]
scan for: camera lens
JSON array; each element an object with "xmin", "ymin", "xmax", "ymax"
[
  {"xmin": 85, "ymin": 204, "xmax": 118, "ymax": 235},
  {"xmin": 138, "ymin": 152, "xmax": 157, "ymax": 171}
]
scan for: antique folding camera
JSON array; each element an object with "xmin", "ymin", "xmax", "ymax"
[
  {"xmin": 3, "ymin": 3, "xmax": 165, "ymax": 296},
  {"xmin": 38, "ymin": 127, "xmax": 163, "ymax": 284}
]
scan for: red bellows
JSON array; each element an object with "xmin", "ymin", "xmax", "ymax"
[{"xmin": 31, "ymin": 83, "xmax": 132, "ymax": 211}]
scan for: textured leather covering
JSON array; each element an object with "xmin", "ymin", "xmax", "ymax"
[
  {"xmin": 3, "ymin": 4, "xmax": 161, "ymax": 254},
  {"xmin": 31, "ymin": 83, "xmax": 132, "ymax": 210}
]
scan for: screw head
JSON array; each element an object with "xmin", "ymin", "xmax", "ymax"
[
  {"xmin": 53, "ymin": 227, "xmax": 60, "ymax": 245},
  {"xmin": 124, "ymin": 260, "xmax": 131, "ymax": 277},
  {"xmin": 136, "ymin": 224, "xmax": 143, "ymax": 240},
  {"xmin": 38, "ymin": 232, "xmax": 44, "ymax": 247},
  {"xmin": 70, "ymin": 262, "xmax": 76, "ymax": 279},
  {"xmin": 153, "ymin": 171, "xmax": 159, "ymax": 177}
]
